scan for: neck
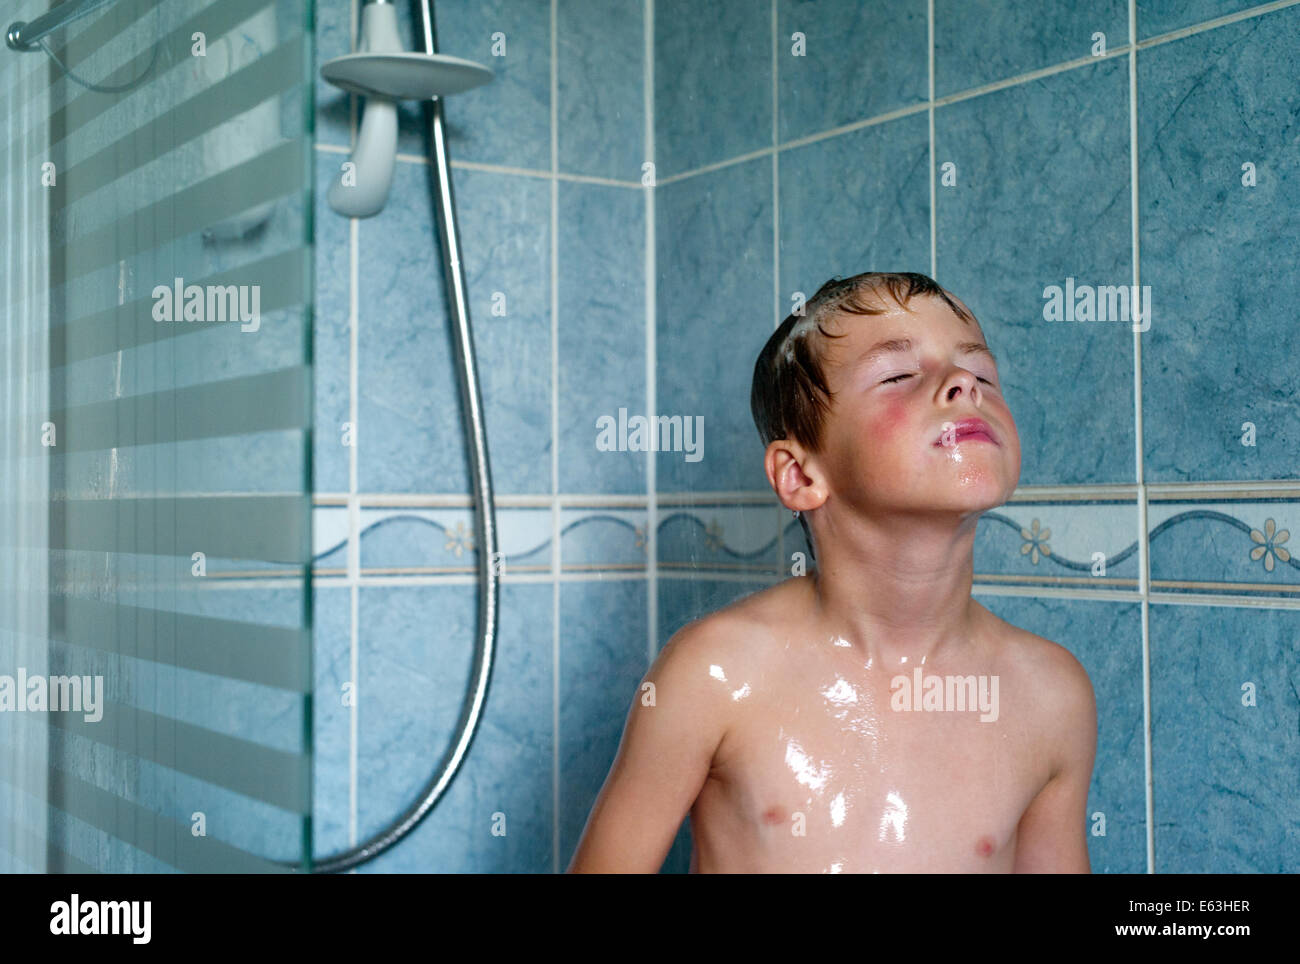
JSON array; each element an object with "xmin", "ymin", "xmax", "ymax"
[{"xmin": 804, "ymin": 507, "xmax": 981, "ymax": 671}]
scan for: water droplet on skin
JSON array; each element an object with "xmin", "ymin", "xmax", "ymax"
[
  {"xmin": 877, "ymin": 790, "xmax": 908, "ymax": 843},
  {"xmin": 821, "ymin": 677, "xmax": 857, "ymax": 707},
  {"xmin": 784, "ymin": 739, "xmax": 831, "ymax": 792},
  {"xmin": 829, "ymin": 791, "xmax": 847, "ymax": 828}
]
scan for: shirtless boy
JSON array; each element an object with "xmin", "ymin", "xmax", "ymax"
[{"xmin": 568, "ymin": 271, "xmax": 1097, "ymax": 873}]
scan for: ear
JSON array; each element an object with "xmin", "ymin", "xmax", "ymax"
[{"xmin": 764, "ymin": 439, "xmax": 828, "ymax": 513}]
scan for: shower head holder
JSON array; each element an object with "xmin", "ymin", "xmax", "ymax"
[{"xmin": 320, "ymin": 1, "xmax": 492, "ymax": 218}]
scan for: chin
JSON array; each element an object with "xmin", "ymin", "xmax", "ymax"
[
  {"xmin": 895, "ymin": 481, "xmax": 1006, "ymax": 512},
  {"xmin": 939, "ymin": 473, "xmax": 1013, "ymax": 507}
]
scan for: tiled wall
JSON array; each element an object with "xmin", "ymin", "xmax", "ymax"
[
  {"xmin": 311, "ymin": 0, "xmax": 666, "ymax": 873},
  {"xmin": 311, "ymin": 0, "xmax": 1300, "ymax": 873}
]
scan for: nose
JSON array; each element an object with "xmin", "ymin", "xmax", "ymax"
[{"xmin": 940, "ymin": 366, "xmax": 981, "ymax": 404}]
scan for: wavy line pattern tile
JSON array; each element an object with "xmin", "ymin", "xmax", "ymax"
[{"xmin": 1149, "ymin": 502, "xmax": 1299, "ymax": 596}]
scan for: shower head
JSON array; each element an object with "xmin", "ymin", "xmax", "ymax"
[
  {"xmin": 319, "ymin": 1, "xmax": 493, "ymax": 218},
  {"xmin": 321, "ymin": 51, "xmax": 491, "ymax": 100}
]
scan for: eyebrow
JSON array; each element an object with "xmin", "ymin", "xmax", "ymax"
[{"xmin": 855, "ymin": 337, "xmax": 997, "ymax": 367}]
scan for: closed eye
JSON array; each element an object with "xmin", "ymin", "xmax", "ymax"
[{"xmin": 880, "ymin": 373, "xmax": 995, "ymax": 385}]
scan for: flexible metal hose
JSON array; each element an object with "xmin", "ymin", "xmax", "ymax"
[{"xmin": 307, "ymin": 0, "xmax": 500, "ymax": 873}]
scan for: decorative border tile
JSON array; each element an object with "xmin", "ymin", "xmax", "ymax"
[
  {"xmin": 973, "ymin": 499, "xmax": 1141, "ymax": 592},
  {"xmin": 1149, "ymin": 498, "xmax": 1298, "ymax": 598},
  {"xmin": 306, "ymin": 491, "xmax": 1300, "ymax": 603},
  {"xmin": 312, "ymin": 503, "xmax": 348, "ymax": 577},
  {"xmin": 356, "ymin": 505, "xmax": 551, "ymax": 577},
  {"xmin": 560, "ymin": 506, "xmax": 648, "ymax": 572},
  {"xmin": 656, "ymin": 501, "xmax": 785, "ymax": 575}
]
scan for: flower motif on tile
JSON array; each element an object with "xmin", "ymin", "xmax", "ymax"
[
  {"xmin": 1249, "ymin": 518, "xmax": 1290, "ymax": 573},
  {"xmin": 444, "ymin": 520, "xmax": 474, "ymax": 557},
  {"xmin": 704, "ymin": 518, "xmax": 724, "ymax": 552},
  {"xmin": 633, "ymin": 522, "xmax": 647, "ymax": 555},
  {"xmin": 1020, "ymin": 518, "xmax": 1051, "ymax": 565}
]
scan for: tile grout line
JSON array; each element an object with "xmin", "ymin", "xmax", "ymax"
[
  {"xmin": 550, "ymin": 0, "xmax": 561, "ymax": 877},
  {"xmin": 346, "ymin": 0, "xmax": 360, "ymax": 867},
  {"xmin": 234, "ymin": 570, "xmax": 1300, "ymax": 607},
  {"xmin": 928, "ymin": 0, "xmax": 936, "ymax": 279},
  {"xmin": 313, "ymin": 478, "xmax": 1300, "ymax": 505},
  {"xmin": 645, "ymin": 0, "xmax": 659, "ymax": 695},
  {"xmin": 1127, "ymin": 0, "xmax": 1156, "ymax": 877},
  {"xmin": 772, "ymin": 0, "xmax": 784, "ymax": 572}
]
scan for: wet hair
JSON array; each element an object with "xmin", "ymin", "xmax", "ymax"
[{"xmin": 749, "ymin": 271, "xmax": 978, "ymax": 560}]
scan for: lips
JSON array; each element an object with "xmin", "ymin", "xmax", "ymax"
[{"xmin": 934, "ymin": 417, "xmax": 998, "ymax": 447}]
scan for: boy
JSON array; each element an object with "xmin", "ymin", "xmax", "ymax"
[{"xmin": 568, "ymin": 272, "xmax": 1096, "ymax": 873}]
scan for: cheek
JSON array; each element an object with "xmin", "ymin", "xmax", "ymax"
[{"xmin": 867, "ymin": 399, "xmax": 910, "ymax": 446}]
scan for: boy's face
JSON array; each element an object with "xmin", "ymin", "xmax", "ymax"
[{"xmin": 814, "ymin": 294, "xmax": 1021, "ymax": 520}]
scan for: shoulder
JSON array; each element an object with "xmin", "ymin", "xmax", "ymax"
[
  {"xmin": 976, "ymin": 602, "xmax": 1091, "ymax": 703},
  {"xmin": 655, "ymin": 579, "xmax": 796, "ymax": 685},
  {"xmin": 1027, "ymin": 631, "xmax": 1094, "ymax": 715},
  {"xmin": 659, "ymin": 582, "xmax": 783, "ymax": 665},
  {"xmin": 1006, "ymin": 623, "xmax": 1091, "ymax": 691},
  {"xmin": 994, "ymin": 618, "xmax": 1097, "ymax": 775}
]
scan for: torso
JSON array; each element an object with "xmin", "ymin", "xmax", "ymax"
[{"xmin": 687, "ymin": 577, "xmax": 1058, "ymax": 873}]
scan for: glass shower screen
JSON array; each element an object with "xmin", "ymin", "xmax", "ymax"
[{"xmin": 0, "ymin": 0, "xmax": 315, "ymax": 872}]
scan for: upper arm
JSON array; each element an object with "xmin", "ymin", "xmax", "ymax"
[
  {"xmin": 1012, "ymin": 643, "xmax": 1098, "ymax": 873},
  {"xmin": 566, "ymin": 619, "xmax": 732, "ymax": 873}
]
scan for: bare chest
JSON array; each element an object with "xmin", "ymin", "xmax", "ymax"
[{"xmin": 690, "ymin": 653, "xmax": 1050, "ymax": 872}]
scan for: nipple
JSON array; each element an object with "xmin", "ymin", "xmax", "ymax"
[{"xmin": 975, "ymin": 835, "xmax": 996, "ymax": 858}]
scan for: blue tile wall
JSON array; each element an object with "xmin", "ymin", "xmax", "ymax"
[
  {"xmin": 935, "ymin": 56, "xmax": 1135, "ymax": 486},
  {"xmin": 314, "ymin": 0, "xmax": 354, "ymax": 149},
  {"xmin": 654, "ymin": 0, "xmax": 771, "ymax": 178},
  {"xmin": 358, "ymin": 581, "xmax": 554, "ymax": 873},
  {"xmin": 558, "ymin": 181, "xmax": 646, "ymax": 495},
  {"xmin": 777, "ymin": 112, "xmax": 931, "ymax": 295},
  {"xmin": 1137, "ymin": 0, "xmax": 1264, "ymax": 40},
  {"xmin": 1149, "ymin": 603, "xmax": 1300, "ymax": 872},
  {"xmin": 557, "ymin": 578, "xmax": 649, "ymax": 868},
  {"xmin": 313, "ymin": 151, "xmax": 352, "ymax": 494},
  {"xmin": 354, "ymin": 157, "xmax": 456, "ymax": 494},
  {"xmin": 655, "ymin": 161, "xmax": 773, "ymax": 494},
  {"xmin": 430, "ymin": 0, "xmax": 553, "ymax": 171},
  {"xmin": 1138, "ymin": 8, "xmax": 1300, "ymax": 482},
  {"xmin": 312, "ymin": 587, "xmax": 351, "ymax": 858},
  {"xmin": 309, "ymin": 0, "xmax": 1300, "ymax": 874},
  {"xmin": 355, "ymin": 584, "xmax": 477, "ymax": 847},
  {"xmin": 557, "ymin": 0, "xmax": 645, "ymax": 181},
  {"xmin": 448, "ymin": 167, "xmax": 553, "ymax": 494},
  {"xmin": 778, "ymin": 0, "xmax": 928, "ymax": 143},
  {"xmin": 934, "ymin": 0, "xmax": 1128, "ymax": 98}
]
